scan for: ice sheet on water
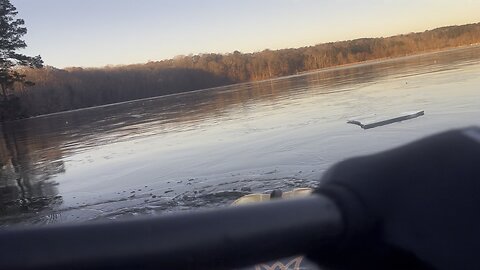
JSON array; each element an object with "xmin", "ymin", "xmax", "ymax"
[{"xmin": 347, "ymin": 110, "xmax": 425, "ymax": 129}]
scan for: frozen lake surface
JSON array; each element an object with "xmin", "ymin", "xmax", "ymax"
[{"xmin": 1, "ymin": 46, "xmax": 480, "ymax": 226}]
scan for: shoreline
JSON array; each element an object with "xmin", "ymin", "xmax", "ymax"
[
  {"xmin": 295, "ymin": 43, "xmax": 480, "ymax": 76},
  {"xmin": 7, "ymin": 43, "xmax": 480, "ymax": 123}
]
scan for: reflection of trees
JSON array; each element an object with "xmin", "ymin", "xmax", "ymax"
[
  {"xmin": 0, "ymin": 122, "xmax": 63, "ymax": 223},
  {"xmin": 46, "ymin": 49, "xmax": 453, "ymax": 146}
]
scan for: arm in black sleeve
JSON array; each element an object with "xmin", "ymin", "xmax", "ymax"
[{"xmin": 311, "ymin": 127, "xmax": 480, "ymax": 270}]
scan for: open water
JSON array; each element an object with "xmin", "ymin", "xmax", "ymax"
[{"xmin": 1, "ymin": 46, "xmax": 479, "ymax": 227}]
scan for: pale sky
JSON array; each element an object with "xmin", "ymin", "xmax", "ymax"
[{"xmin": 11, "ymin": 0, "xmax": 480, "ymax": 68}]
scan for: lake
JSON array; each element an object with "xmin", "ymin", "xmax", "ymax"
[{"xmin": 1, "ymin": 46, "xmax": 480, "ymax": 227}]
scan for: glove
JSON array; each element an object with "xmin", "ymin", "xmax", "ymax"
[{"xmin": 311, "ymin": 127, "xmax": 480, "ymax": 270}]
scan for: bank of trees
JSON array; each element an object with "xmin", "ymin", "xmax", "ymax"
[
  {"xmin": 0, "ymin": 0, "xmax": 43, "ymax": 120},
  {"xmin": 13, "ymin": 22, "xmax": 480, "ymax": 117}
]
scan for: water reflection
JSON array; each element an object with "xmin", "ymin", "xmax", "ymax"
[
  {"xmin": 0, "ymin": 46, "xmax": 479, "ymax": 226},
  {"xmin": 0, "ymin": 122, "xmax": 63, "ymax": 225},
  {"xmin": 23, "ymin": 46, "xmax": 480, "ymax": 149}
]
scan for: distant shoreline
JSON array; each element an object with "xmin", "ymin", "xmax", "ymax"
[
  {"xmin": 233, "ymin": 42, "xmax": 480, "ymax": 87},
  {"xmin": 7, "ymin": 22, "xmax": 480, "ymax": 120},
  {"xmin": 296, "ymin": 43, "xmax": 480, "ymax": 76},
  {"xmin": 14, "ymin": 43, "xmax": 479, "ymax": 123}
]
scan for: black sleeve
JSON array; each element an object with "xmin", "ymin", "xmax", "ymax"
[{"xmin": 311, "ymin": 127, "xmax": 480, "ymax": 270}]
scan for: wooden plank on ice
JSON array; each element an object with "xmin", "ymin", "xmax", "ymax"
[{"xmin": 347, "ymin": 110, "xmax": 424, "ymax": 129}]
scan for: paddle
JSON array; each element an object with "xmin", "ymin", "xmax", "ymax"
[{"xmin": 0, "ymin": 195, "xmax": 342, "ymax": 270}]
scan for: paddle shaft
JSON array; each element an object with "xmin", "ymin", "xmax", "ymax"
[{"xmin": 0, "ymin": 195, "xmax": 343, "ymax": 270}]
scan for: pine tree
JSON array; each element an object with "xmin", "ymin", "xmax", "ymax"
[{"xmin": 0, "ymin": 0, "xmax": 43, "ymax": 99}]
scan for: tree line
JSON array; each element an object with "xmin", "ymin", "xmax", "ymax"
[{"xmin": 10, "ymin": 22, "xmax": 480, "ymax": 117}]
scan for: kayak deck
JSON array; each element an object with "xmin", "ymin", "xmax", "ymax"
[{"xmin": 232, "ymin": 188, "xmax": 313, "ymax": 205}]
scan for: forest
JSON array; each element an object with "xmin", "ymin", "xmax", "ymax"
[{"xmin": 9, "ymin": 22, "xmax": 480, "ymax": 117}]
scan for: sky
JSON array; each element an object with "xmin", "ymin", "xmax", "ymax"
[{"xmin": 11, "ymin": 0, "xmax": 480, "ymax": 68}]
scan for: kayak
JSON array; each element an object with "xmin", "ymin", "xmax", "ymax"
[
  {"xmin": 233, "ymin": 188, "xmax": 319, "ymax": 270},
  {"xmin": 232, "ymin": 188, "xmax": 313, "ymax": 205}
]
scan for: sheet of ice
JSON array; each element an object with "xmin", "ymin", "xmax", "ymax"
[{"xmin": 347, "ymin": 110, "xmax": 425, "ymax": 129}]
